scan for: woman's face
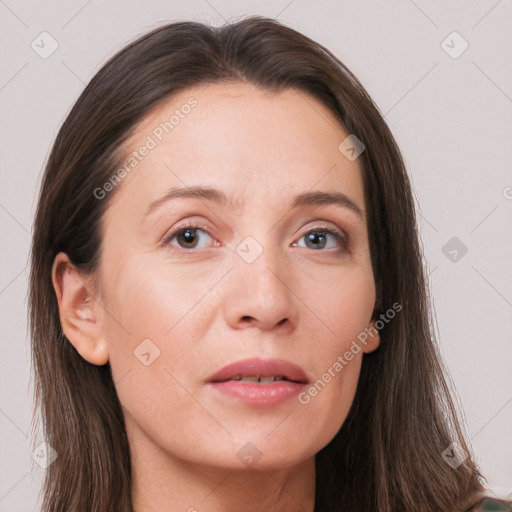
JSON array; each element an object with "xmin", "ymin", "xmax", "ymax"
[{"xmin": 95, "ymin": 82, "xmax": 379, "ymax": 471}]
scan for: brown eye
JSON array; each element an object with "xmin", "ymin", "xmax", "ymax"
[
  {"xmin": 164, "ymin": 224, "xmax": 213, "ymax": 250},
  {"xmin": 176, "ymin": 228, "xmax": 201, "ymax": 248}
]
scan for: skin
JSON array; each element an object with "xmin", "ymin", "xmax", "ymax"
[{"xmin": 52, "ymin": 82, "xmax": 380, "ymax": 512}]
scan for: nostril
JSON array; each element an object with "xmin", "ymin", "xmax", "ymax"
[{"xmin": 239, "ymin": 316, "xmax": 288, "ymax": 326}]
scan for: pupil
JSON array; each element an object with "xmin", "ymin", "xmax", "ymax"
[
  {"xmin": 180, "ymin": 228, "xmax": 197, "ymax": 247},
  {"xmin": 306, "ymin": 231, "xmax": 326, "ymax": 249}
]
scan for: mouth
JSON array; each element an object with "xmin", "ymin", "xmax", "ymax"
[
  {"xmin": 205, "ymin": 358, "xmax": 309, "ymax": 406},
  {"xmin": 212, "ymin": 374, "xmax": 298, "ymax": 384},
  {"xmin": 206, "ymin": 358, "xmax": 310, "ymax": 385}
]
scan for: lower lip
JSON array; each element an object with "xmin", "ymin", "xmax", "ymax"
[{"xmin": 207, "ymin": 380, "xmax": 306, "ymax": 406}]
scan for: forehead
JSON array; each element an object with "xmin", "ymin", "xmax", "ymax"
[{"xmin": 109, "ymin": 81, "xmax": 365, "ymax": 216}]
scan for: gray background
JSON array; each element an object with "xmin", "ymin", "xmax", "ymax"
[{"xmin": 1, "ymin": 1, "xmax": 511, "ymax": 510}]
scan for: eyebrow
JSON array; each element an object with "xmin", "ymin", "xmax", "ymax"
[{"xmin": 145, "ymin": 185, "xmax": 363, "ymax": 219}]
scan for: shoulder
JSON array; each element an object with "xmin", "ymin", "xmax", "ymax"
[{"xmin": 464, "ymin": 495, "xmax": 512, "ymax": 511}]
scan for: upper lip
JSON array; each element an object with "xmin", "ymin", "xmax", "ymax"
[{"xmin": 206, "ymin": 358, "xmax": 309, "ymax": 384}]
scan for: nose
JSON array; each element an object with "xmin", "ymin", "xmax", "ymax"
[{"xmin": 223, "ymin": 244, "xmax": 299, "ymax": 332}]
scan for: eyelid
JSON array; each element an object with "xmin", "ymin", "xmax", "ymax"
[
  {"xmin": 301, "ymin": 221, "xmax": 345, "ymax": 238},
  {"xmin": 161, "ymin": 220, "xmax": 213, "ymax": 247},
  {"xmin": 298, "ymin": 223, "xmax": 348, "ymax": 250}
]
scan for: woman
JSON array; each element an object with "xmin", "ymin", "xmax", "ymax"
[{"xmin": 28, "ymin": 14, "xmax": 509, "ymax": 512}]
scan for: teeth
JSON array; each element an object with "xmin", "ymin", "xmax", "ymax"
[
  {"xmin": 229, "ymin": 375, "xmax": 286, "ymax": 383},
  {"xmin": 240, "ymin": 376, "xmax": 260, "ymax": 383}
]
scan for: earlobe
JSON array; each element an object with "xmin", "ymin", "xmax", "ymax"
[
  {"xmin": 361, "ymin": 318, "xmax": 381, "ymax": 354},
  {"xmin": 51, "ymin": 252, "xmax": 109, "ymax": 366}
]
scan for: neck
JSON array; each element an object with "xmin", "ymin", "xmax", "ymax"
[{"xmin": 128, "ymin": 420, "xmax": 316, "ymax": 512}]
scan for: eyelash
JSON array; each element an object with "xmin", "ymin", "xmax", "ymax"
[{"xmin": 162, "ymin": 221, "xmax": 348, "ymax": 252}]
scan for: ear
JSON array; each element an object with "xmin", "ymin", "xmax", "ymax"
[
  {"xmin": 51, "ymin": 252, "xmax": 109, "ymax": 365},
  {"xmin": 361, "ymin": 318, "xmax": 381, "ymax": 354}
]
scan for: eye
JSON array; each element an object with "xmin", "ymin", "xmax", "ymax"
[
  {"xmin": 163, "ymin": 223, "xmax": 216, "ymax": 250},
  {"xmin": 293, "ymin": 227, "xmax": 347, "ymax": 251},
  {"xmin": 162, "ymin": 222, "xmax": 347, "ymax": 252}
]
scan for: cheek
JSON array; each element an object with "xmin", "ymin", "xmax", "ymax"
[
  {"xmin": 296, "ymin": 354, "xmax": 362, "ymax": 432},
  {"xmin": 295, "ymin": 267, "xmax": 374, "ymax": 409},
  {"xmin": 266, "ymin": 266, "xmax": 375, "ymax": 445},
  {"xmin": 100, "ymin": 257, "xmax": 227, "ymax": 450},
  {"xmin": 103, "ymin": 253, "xmax": 225, "ymax": 347},
  {"xmin": 100, "ymin": 254, "xmax": 230, "ymax": 393},
  {"xmin": 302, "ymin": 264, "xmax": 376, "ymax": 353}
]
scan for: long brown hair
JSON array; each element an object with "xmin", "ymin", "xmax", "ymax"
[{"xmin": 29, "ymin": 15, "xmax": 486, "ymax": 511}]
